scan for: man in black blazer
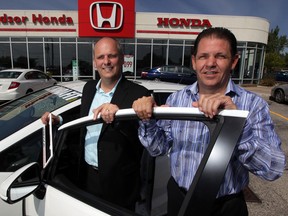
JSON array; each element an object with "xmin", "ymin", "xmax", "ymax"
[{"xmin": 42, "ymin": 37, "xmax": 150, "ymax": 210}]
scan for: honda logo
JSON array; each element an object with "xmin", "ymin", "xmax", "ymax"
[{"xmin": 89, "ymin": 1, "xmax": 123, "ymax": 30}]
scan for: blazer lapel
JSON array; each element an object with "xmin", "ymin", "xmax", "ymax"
[{"xmin": 110, "ymin": 77, "xmax": 128, "ymax": 106}]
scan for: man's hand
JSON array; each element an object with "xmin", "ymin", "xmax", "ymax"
[
  {"xmin": 41, "ymin": 112, "xmax": 60, "ymax": 125},
  {"xmin": 132, "ymin": 96, "xmax": 158, "ymax": 121},
  {"xmin": 92, "ymin": 103, "xmax": 119, "ymax": 124},
  {"xmin": 192, "ymin": 93, "xmax": 237, "ymax": 118}
]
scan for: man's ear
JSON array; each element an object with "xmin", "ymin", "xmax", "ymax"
[
  {"xmin": 231, "ymin": 54, "xmax": 239, "ymax": 70},
  {"xmin": 191, "ymin": 55, "xmax": 196, "ymax": 71}
]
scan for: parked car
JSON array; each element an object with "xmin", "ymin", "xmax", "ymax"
[
  {"xmin": 0, "ymin": 79, "xmax": 187, "ymax": 216},
  {"xmin": 269, "ymin": 83, "xmax": 288, "ymax": 103},
  {"xmin": 0, "ymin": 68, "xmax": 57, "ymax": 103},
  {"xmin": 275, "ymin": 70, "xmax": 288, "ymax": 82},
  {"xmin": 0, "ymin": 106, "xmax": 248, "ymax": 216},
  {"xmin": 141, "ymin": 65, "xmax": 197, "ymax": 84}
]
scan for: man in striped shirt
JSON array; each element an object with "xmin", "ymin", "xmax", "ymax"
[{"xmin": 132, "ymin": 27, "xmax": 286, "ymax": 216}]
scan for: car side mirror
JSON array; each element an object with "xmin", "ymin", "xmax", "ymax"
[{"xmin": 0, "ymin": 162, "xmax": 41, "ymax": 204}]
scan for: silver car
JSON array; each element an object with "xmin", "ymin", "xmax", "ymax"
[{"xmin": 270, "ymin": 83, "xmax": 288, "ymax": 103}]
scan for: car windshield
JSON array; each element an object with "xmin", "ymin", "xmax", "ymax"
[
  {"xmin": 0, "ymin": 71, "xmax": 22, "ymax": 79},
  {"xmin": 0, "ymin": 85, "xmax": 82, "ymax": 141}
]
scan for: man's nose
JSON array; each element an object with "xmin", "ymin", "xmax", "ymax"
[
  {"xmin": 206, "ymin": 56, "xmax": 217, "ymax": 67},
  {"xmin": 103, "ymin": 55, "xmax": 111, "ymax": 64}
]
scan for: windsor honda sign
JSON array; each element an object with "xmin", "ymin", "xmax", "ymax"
[
  {"xmin": 0, "ymin": 13, "xmax": 73, "ymax": 25},
  {"xmin": 78, "ymin": 0, "xmax": 135, "ymax": 38}
]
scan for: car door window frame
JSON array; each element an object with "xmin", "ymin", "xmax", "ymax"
[{"xmin": 44, "ymin": 108, "xmax": 248, "ymax": 216}]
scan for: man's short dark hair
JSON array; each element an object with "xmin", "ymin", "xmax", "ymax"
[{"xmin": 192, "ymin": 27, "xmax": 238, "ymax": 57}]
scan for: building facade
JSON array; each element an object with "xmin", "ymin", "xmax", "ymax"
[{"xmin": 0, "ymin": 0, "xmax": 270, "ymax": 84}]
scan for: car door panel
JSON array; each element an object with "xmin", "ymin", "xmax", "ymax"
[
  {"xmin": 0, "ymin": 173, "xmax": 22, "ymax": 216},
  {"xmin": 25, "ymin": 186, "xmax": 110, "ymax": 216}
]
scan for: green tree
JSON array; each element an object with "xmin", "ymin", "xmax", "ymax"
[{"xmin": 265, "ymin": 26, "xmax": 288, "ymax": 72}]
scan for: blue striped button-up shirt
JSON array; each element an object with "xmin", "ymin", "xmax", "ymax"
[{"xmin": 139, "ymin": 79, "xmax": 286, "ymax": 197}]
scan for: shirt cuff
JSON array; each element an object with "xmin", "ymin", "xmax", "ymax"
[{"xmin": 58, "ymin": 115, "xmax": 63, "ymax": 125}]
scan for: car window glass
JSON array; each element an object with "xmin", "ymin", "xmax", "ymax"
[
  {"xmin": 152, "ymin": 92, "xmax": 172, "ymax": 105},
  {"xmin": 36, "ymin": 71, "xmax": 48, "ymax": 79},
  {"xmin": 159, "ymin": 67, "xmax": 164, "ymax": 72},
  {"xmin": 181, "ymin": 67, "xmax": 189, "ymax": 74},
  {"xmin": 0, "ymin": 85, "xmax": 82, "ymax": 141},
  {"xmin": 0, "ymin": 71, "xmax": 21, "ymax": 78},
  {"xmin": 49, "ymin": 124, "xmax": 144, "ymax": 215},
  {"xmin": 167, "ymin": 66, "xmax": 176, "ymax": 73},
  {"xmin": 0, "ymin": 129, "xmax": 43, "ymax": 172},
  {"xmin": 25, "ymin": 71, "xmax": 34, "ymax": 79},
  {"xmin": 49, "ymin": 126, "xmax": 109, "ymax": 210}
]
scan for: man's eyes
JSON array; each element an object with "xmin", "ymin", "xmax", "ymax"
[
  {"xmin": 97, "ymin": 54, "xmax": 118, "ymax": 59},
  {"xmin": 197, "ymin": 54, "xmax": 227, "ymax": 60}
]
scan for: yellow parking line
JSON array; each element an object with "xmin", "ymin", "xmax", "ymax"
[{"xmin": 270, "ymin": 111, "xmax": 288, "ymax": 121}]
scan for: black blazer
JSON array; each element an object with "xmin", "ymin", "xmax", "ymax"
[{"xmin": 80, "ymin": 77, "xmax": 150, "ymax": 208}]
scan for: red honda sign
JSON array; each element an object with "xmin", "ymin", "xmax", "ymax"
[{"xmin": 78, "ymin": 0, "xmax": 135, "ymax": 38}]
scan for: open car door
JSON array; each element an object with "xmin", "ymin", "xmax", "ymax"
[{"xmin": 0, "ymin": 107, "xmax": 248, "ymax": 216}]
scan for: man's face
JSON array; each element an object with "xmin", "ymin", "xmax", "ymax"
[
  {"xmin": 93, "ymin": 38, "xmax": 124, "ymax": 81},
  {"xmin": 192, "ymin": 37, "xmax": 238, "ymax": 94}
]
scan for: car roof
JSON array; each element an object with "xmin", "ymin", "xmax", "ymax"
[
  {"xmin": 131, "ymin": 79, "xmax": 187, "ymax": 92},
  {"xmin": 0, "ymin": 68, "xmax": 45, "ymax": 73}
]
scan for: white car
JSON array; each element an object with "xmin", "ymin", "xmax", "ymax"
[
  {"xmin": 0, "ymin": 79, "xmax": 187, "ymax": 216},
  {"xmin": 0, "ymin": 79, "xmax": 249, "ymax": 216},
  {"xmin": 0, "ymin": 107, "xmax": 248, "ymax": 216},
  {"xmin": 0, "ymin": 68, "xmax": 57, "ymax": 102}
]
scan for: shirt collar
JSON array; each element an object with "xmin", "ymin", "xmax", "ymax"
[
  {"xmin": 96, "ymin": 75, "xmax": 122, "ymax": 96},
  {"xmin": 186, "ymin": 79, "xmax": 239, "ymax": 98}
]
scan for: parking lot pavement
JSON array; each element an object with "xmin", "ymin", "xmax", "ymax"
[
  {"xmin": 243, "ymin": 85, "xmax": 271, "ymax": 99},
  {"xmin": 241, "ymin": 85, "xmax": 288, "ymax": 216}
]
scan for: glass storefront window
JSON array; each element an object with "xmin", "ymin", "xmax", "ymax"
[
  {"xmin": 137, "ymin": 39, "xmax": 151, "ymax": 44},
  {"xmin": 78, "ymin": 37, "xmax": 97, "ymax": 43},
  {"xmin": 78, "ymin": 43, "xmax": 93, "ymax": 78},
  {"xmin": 61, "ymin": 38, "xmax": 76, "ymax": 42},
  {"xmin": 169, "ymin": 40, "xmax": 183, "ymax": 45},
  {"xmin": 28, "ymin": 43, "xmax": 44, "ymax": 70},
  {"xmin": 28, "ymin": 38, "xmax": 43, "ymax": 42},
  {"xmin": 0, "ymin": 37, "xmax": 10, "ymax": 42},
  {"xmin": 230, "ymin": 48, "xmax": 244, "ymax": 84},
  {"xmin": 12, "ymin": 43, "xmax": 28, "ymax": 68},
  {"xmin": 0, "ymin": 36, "xmax": 266, "ymax": 84},
  {"xmin": 136, "ymin": 44, "xmax": 151, "ymax": 74},
  {"xmin": 61, "ymin": 43, "xmax": 76, "ymax": 82},
  {"xmin": 152, "ymin": 39, "xmax": 167, "ymax": 67},
  {"xmin": 45, "ymin": 42, "xmax": 60, "ymax": 78},
  {"xmin": 44, "ymin": 38, "xmax": 59, "ymax": 42},
  {"xmin": 255, "ymin": 47, "xmax": 264, "ymax": 80},
  {"xmin": 168, "ymin": 42, "xmax": 183, "ymax": 66},
  {"xmin": 244, "ymin": 48, "xmax": 256, "ymax": 79},
  {"xmin": 11, "ymin": 37, "xmax": 26, "ymax": 42},
  {"xmin": 0, "ymin": 43, "xmax": 12, "ymax": 69},
  {"xmin": 184, "ymin": 40, "xmax": 193, "ymax": 68}
]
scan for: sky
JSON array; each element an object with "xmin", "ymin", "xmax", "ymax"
[{"xmin": 1, "ymin": 0, "xmax": 287, "ymax": 36}]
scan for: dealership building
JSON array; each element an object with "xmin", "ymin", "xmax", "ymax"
[{"xmin": 0, "ymin": 0, "xmax": 270, "ymax": 84}]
